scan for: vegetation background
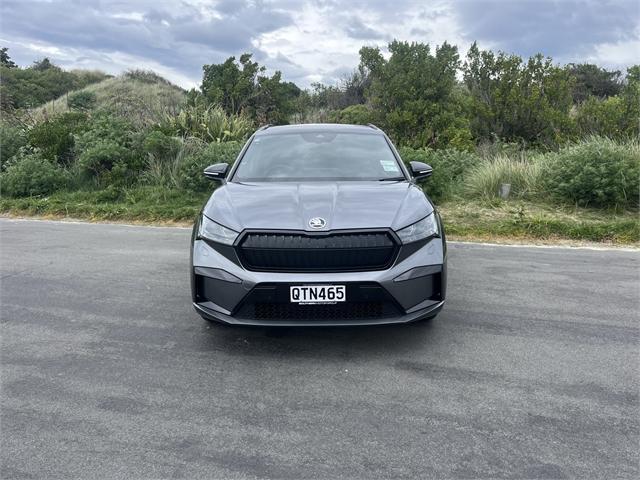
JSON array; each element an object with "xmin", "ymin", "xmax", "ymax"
[{"xmin": 0, "ymin": 42, "xmax": 638, "ymax": 244}]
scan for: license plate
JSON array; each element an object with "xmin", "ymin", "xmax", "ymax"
[{"xmin": 290, "ymin": 285, "xmax": 346, "ymax": 304}]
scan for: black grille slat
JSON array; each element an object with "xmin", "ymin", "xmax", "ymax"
[
  {"xmin": 253, "ymin": 302, "xmax": 386, "ymax": 320},
  {"xmin": 237, "ymin": 231, "xmax": 398, "ymax": 272},
  {"xmin": 241, "ymin": 233, "xmax": 392, "ymax": 249}
]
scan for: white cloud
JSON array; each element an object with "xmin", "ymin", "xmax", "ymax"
[
  {"xmin": 587, "ymin": 33, "xmax": 640, "ymax": 71},
  {"xmin": 1, "ymin": 0, "xmax": 638, "ymax": 89},
  {"xmin": 6, "ymin": 38, "xmax": 199, "ymax": 88},
  {"xmin": 89, "ymin": 51, "xmax": 200, "ymax": 88},
  {"xmin": 109, "ymin": 12, "xmax": 146, "ymax": 21},
  {"xmin": 255, "ymin": 0, "xmax": 469, "ymax": 86}
]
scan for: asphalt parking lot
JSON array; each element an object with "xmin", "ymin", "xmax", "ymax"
[{"xmin": 1, "ymin": 218, "xmax": 638, "ymax": 479}]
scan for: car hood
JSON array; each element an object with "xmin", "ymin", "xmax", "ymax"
[{"xmin": 203, "ymin": 181, "xmax": 433, "ymax": 232}]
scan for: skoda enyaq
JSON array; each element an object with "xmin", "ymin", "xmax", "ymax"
[{"xmin": 190, "ymin": 124, "xmax": 447, "ymax": 326}]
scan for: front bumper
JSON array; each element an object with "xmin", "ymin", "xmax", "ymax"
[
  {"xmin": 191, "ymin": 232, "xmax": 446, "ymax": 327},
  {"xmin": 194, "ymin": 299, "xmax": 444, "ymax": 326}
]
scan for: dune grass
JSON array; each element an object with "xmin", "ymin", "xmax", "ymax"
[
  {"xmin": 463, "ymin": 153, "xmax": 543, "ymax": 199},
  {"xmin": 30, "ymin": 72, "xmax": 187, "ymax": 128}
]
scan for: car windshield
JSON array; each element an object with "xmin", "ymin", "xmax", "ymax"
[{"xmin": 232, "ymin": 132, "xmax": 404, "ymax": 182}]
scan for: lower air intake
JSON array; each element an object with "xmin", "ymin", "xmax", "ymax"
[{"xmin": 253, "ymin": 302, "xmax": 386, "ymax": 320}]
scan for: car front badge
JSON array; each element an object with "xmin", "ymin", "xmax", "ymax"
[{"xmin": 308, "ymin": 217, "xmax": 326, "ymax": 229}]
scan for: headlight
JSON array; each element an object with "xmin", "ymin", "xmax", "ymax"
[
  {"xmin": 396, "ymin": 213, "xmax": 439, "ymax": 244},
  {"xmin": 198, "ymin": 215, "xmax": 239, "ymax": 245}
]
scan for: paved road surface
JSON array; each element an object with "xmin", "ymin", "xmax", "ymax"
[{"xmin": 1, "ymin": 218, "xmax": 638, "ymax": 479}]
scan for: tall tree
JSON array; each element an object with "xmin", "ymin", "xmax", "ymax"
[
  {"xmin": 201, "ymin": 54, "xmax": 260, "ymax": 115},
  {"xmin": 340, "ymin": 69, "xmax": 369, "ymax": 107},
  {"xmin": 463, "ymin": 42, "xmax": 574, "ymax": 147},
  {"xmin": 566, "ymin": 63, "xmax": 623, "ymax": 103},
  {"xmin": 359, "ymin": 40, "xmax": 472, "ymax": 149},
  {"xmin": 32, "ymin": 57, "xmax": 56, "ymax": 71},
  {"xmin": 200, "ymin": 53, "xmax": 300, "ymax": 124},
  {"xmin": 0, "ymin": 47, "xmax": 17, "ymax": 68},
  {"xmin": 620, "ymin": 65, "xmax": 640, "ymax": 137}
]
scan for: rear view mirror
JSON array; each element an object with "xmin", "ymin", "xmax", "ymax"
[
  {"xmin": 203, "ymin": 163, "xmax": 229, "ymax": 181},
  {"xmin": 409, "ymin": 161, "xmax": 433, "ymax": 181}
]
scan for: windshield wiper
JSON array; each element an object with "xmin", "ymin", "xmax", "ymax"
[{"xmin": 378, "ymin": 177, "xmax": 407, "ymax": 181}]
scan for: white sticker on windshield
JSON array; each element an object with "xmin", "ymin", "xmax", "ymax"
[{"xmin": 380, "ymin": 160, "xmax": 400, "ymax": 172}]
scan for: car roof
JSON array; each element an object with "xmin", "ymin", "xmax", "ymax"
[{"xmin": 254, "ymin": 123, "xmax": 383, "ymax": 136}]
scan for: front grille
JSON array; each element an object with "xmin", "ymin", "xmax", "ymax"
[
  {"xmin": 237, "ymin": 230, "xmax": 398, "ymax": 272},
  {"xmin": 252, "ymin": 302, "xmax": 388, "ymax": 320}
]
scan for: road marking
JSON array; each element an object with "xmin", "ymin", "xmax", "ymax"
[
  {"xmin": 0, "ymin": 216, "xmax": 192, "ymax": 230},
  {"xmin": 2, "ymin": 216, "xmax": 638, "ymax": 251},
  {"xmin": 449, "ymin": 240, "xmax": 639, "ymax": 252}
]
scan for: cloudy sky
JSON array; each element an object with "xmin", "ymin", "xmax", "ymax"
[{"xmin": 1, "ymin": 0, "xmax": 638, "ymax": 89}]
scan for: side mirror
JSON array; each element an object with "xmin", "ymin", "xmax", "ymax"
[
  {"xmin": 203, "ymin": 163, "xmax": 228, "ymax": 181},
  {"xmin": 409, "ymin": 161, "xmax": 433, "ymax": 181}
]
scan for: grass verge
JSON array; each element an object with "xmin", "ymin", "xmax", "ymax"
[
  {"xmin": 440, "ymin": 200, "xmax": 639, "ymax": 244},
  {"xmin": 1, "ymin": 188, "xmax": 638, "ymax": 245},
  {"xmin": 0, "ymin": 187, "xmax": 209, "ymax": 224}
]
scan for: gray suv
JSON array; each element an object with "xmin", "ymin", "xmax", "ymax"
[{"xmin": 190, "ymin": 123, "xmax": 446, "ymax": 326}]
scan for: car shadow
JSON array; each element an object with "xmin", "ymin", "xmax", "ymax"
[{"xmin": 195, "ymin": 314, "xmax": 443, "ymax": 360}]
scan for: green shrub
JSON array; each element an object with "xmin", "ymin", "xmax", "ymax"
[
  {"xmin": 67, "ymin": 90, "xmax": 97, "ymax": 110},
  {"xmin": 328, "ymin": 105, "xmax": 376, "ymax": 125},
  {"xmin": 540, "ymin": 137, "xmax": 640, "ymax": 209},
  {"xmin": 163, "ymin": 104, "xmax": 253, "ymax": 143},
  {"xmin": 77, "ymin": 140, "xmax": 131, "ymax": 181},
  {"xmin": 124, "ymin": 69, "xmax": 174, "ymax": 86},
  {"xmin": 464, "ymin": 154, "xmax": 542, "ymax": 199},
  {"xmin": 143, "ymin": 130, "xmax": 182, "ymax": 159},
  {"xmin": 75, "ymin": 114, "xmax": 133, "ymax": 147},
  {"xmin": 70, "ymin": 69, "xmax": 111, "ymax": 88},
  {"xmin": 620, "ymin": 66, "xmax": 640, "ymax": 139},
  {"xmin": 142, "ymin": 134, "xmax": 204, "ymax": 188},
  {"xmin": 179, "ymin": 141, "xmax": 242, "ymax": 192},
  {"xmin": 0, "ymin": 60, "xmax": 106, "ymax": 110},
  {"xmin": 0, "ymin": 122, "xmax": 27, "ymax": 171},
  {"xmin": 28, "ymin": 112, "xmax": 87, "ymax": 165},
  {"xmin": 1, "ymin": 150, "xmax": 68, "ymax": 196},
  {"xmin": 476, "ymin": 137, "xmax": 526, "ymax": 160},
  {"xmin": 83, "ymin": 149, "xmax": 143, "ymax": 190},
  {"xmin": 574, "ymin": 95, "xmax": 639, "ymax": 141},
  {"xmin": 75, "ymin": 114, "xmax": 143, "ymax": 185},
  {"xmin": 398, "ymin": 147, "xmax": 479, "ymax": 201}
]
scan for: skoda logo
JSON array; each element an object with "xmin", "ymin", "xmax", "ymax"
[{"xmin": 308, "ymin": 217, "xmax": 326, "ymax": 229}]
